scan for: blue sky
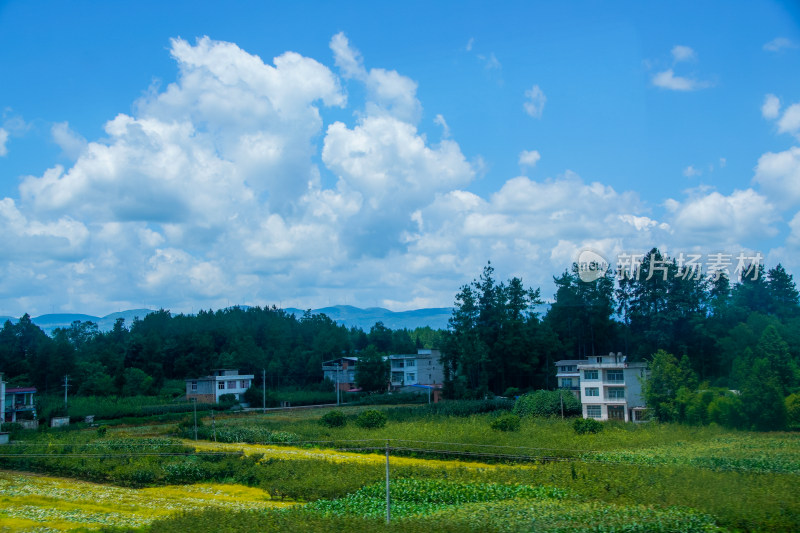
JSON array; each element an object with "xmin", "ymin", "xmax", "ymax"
[{"xmin": 1, "ymin": 0, "xmax": 799, "ymax": 316}]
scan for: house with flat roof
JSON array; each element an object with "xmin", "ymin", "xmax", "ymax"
[
  {"xmin": 578, "ymin": 352, "xmax": 649, "ymax": 422},
  {"xmin": 389, "ymin": 349, "xmax": 444, "ymax": 390},
  {"xmin": 322, "ymin": 356, "xmax": 360, "ymax": 391},
  {"xmin": 2, "ymin": 383, "xmax": 37, "ymax": 423},
  {"xmin": 185, "ymin": 369, "xmax": 254, "ymax": 403},
  {"xmin": 322, "ymin": 349, "xmax": 445, "ymax": 394},
  {"xmin": 554, "ymin": 359, "xmax": 583, "ymax": 398}
]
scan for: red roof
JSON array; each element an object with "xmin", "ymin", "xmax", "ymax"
[{"xmin": 5, "ymin": 387, "xmax": 37, "ymax": 393}]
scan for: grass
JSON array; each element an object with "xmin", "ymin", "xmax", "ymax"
[{"xmin": 2, "ymin": 403, "xmax": 798, "ymax": 532}]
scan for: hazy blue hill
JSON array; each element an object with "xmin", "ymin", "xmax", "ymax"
[
  {"xmin": 30, "ymin": 313, "xmax": 100, "ymax": 334},
  {"xmin": 11, "ymin": 309, "xmax": 156, "ymax": 336},
  {"xmin": 285, "ymin": 305, "xmax": 452, "ymax": 330},
  {"xmin": 96, "ymin": 309, "xmax": 153, "ymax": 331},
  {"xmin": 6, "ymin": 305, "xmax": 451, "ymax": 336}
]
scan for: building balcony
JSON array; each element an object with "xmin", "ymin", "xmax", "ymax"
[
  {"xmin": 578, "ymin": 363, "xmax": 627, "ymax": 369},
  {"xmin": 603, "ymin": 396, "xmax": 627, "ymax": 403}
]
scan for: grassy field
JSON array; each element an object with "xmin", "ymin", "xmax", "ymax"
[{"xmin": 0, "ymin": 403, "xmax": 797, "ymax": 532}]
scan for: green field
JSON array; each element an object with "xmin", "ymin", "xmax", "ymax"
[{"xmin": 0, "ymin": 403, "xmax": 797, "ymax": 532}]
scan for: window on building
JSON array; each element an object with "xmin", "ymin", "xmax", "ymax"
[
  {"xmin": 191, "ymin": 381, "xmax": 197, "ymax": 391},
  {"xmin": 240, "ymin": 380, "xmax": 249, "ymax": 389},
  {"xmin": 392, "ymin": 372, "xmax": 404, "ymax": 382},
  {"xmin": 585, "ymin": 387, "xmax": 599, "ymax": 397},
  {"xmin": 583, "ymin": 370, "xmax": 598, "ymax": 380},
  {"xmin": 406, "ymin": 373, "xmax": 415, "ymax": 382},
  {"xmin": 561, "ymin": 378, "xmax": 573, "ymax": 388},
  {"xmin": 607, "ymin": 370, "xmax": 624, "ymax": 383},
  {"xmin": 406, "ymin": 359, "xmax": 415, "ymax": 367},
  {"xmin": 586, "ymin": 405, "xmax": 602, "ymax": 418},
  {"xmin": 228, "ymin": 380, "xmax": 237, "ymax": 389},
  {"xmin": 218, "ymin": 382, "xmax": 225, "ymax": 390},
  {"xmin": 608, "ymin": 387, "xmax": 625, "ymax": 399}
]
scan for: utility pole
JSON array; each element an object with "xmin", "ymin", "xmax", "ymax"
[
  {"xmin": 63, "ymin": 375, "xmax": 69, "ymax": 409},
  {"xmin": 385, "ymin": 439, "xmax": 391, "ymax": 524},
  {"xmin": 336, "ymin": 363, "xmax": 340, "ymax": 406},
  {"xmin": 211, "ymin": 409, "xmax": 216, "ymax": 442},
  {"xmin": 192, "ymin": 398, "xmax": 198, "ymax": 441},
  {"xmin": 262, "ymin": 369, "xmax": 266, "ymax": 414}
]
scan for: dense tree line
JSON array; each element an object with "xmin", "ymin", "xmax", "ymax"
[{"xmin": 0, "ymin": 307, "xmax": 422, "ymax": 397}]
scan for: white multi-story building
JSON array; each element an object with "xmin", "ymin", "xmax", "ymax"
[
  {"xmin": 578, "ymin": 353, "xmax": 649, "ymax": 422},
  {"xmin": 185, "ymin": 369, "xmax": 254, "ymax": 403},
  {"xmin": 390, "ymin": 349, "xmax": 444, "ymax": 388}
]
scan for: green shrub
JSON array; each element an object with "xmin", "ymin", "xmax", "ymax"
[
  {"xmin": 513, "ymin": 390, "xmax": 581, "ymax": 418},
  {"xmin": 355, "ymin": 409, "xmax": 387, "ymax": 429},
  {"xmin": 490, "ymin": 413, "xmax": 521, "ymax": 432},
  {"xmin": 786, "ymin": 392, "xmax": 800, "ymax": 429},
  {"xmin": 218, "ymin": 393, "xmax": 238, "ymax": 406},
  {"xmin": 320, "ymin": 410, "xmax": 347, "ymax": 428},
  {"xmin": 573, "ymin": 417, "xmax": 603, "ymax": 434}
]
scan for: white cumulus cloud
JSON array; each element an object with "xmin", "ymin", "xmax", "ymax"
[
  {"xmin": 762, "ymin": 94, "xmax": 781, "ymax": 119},
  {"xmin": 665, "ymin": 188, "xmax": 778, "ymax": 246},
  {"xmin": 753, "ymin": 147, "xmax": 800, "ymax": 208},
  {"xmin": 0, "ymin": 128, "xmax": 8, "ymax": 156},
  {"xmin": 523, "ymin": 85, "xmax": 546, "ymax": 118},
  {"xmin": 51, "ymin": 122, "xmax": 88, "ymax": 159},
  {"xmin": 652, "ymin": 69, "xmax": 710, "ymax": 91},
  {"xmin": 519, "ymin": 150, "xmax": 541, "ymax": 167},
  {"xmin": 671, "ymin": 45, "xmax": 697, "ymax": 63}
]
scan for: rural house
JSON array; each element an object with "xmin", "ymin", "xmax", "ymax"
[
  {"xmin": 554, "ymin": 359, "xmax": 583, "ymax": 398},
  {"xmin": 322, "ymin": 349, "xmax": 445, "ymax": 394},
  {"xmin": 185, "ymin": 369, "xmax": 254, "ymax": 403},
  {"xmin": 578, "ymin": 352, "xmax": 649, "ymax": 422},
  {"xmin": 321, "ymin": 356, "xmax": 360, "ymax": 391},
  {"xmin": 1, "ymin": 375, "xmax": 37, "ymax": 423}
]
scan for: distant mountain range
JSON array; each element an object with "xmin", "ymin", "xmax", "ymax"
[
  {"xmin": 283, "ymin": 305, "xmax": 452, "ymax": 331},
  {"xmin": 0, "ymin": 305, "xmax": 453, "ymax": 335}
]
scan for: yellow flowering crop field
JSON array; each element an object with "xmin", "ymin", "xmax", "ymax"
[
  {"xmin": 190, "ymin": 440, "xmax": 537, "ymax": 471},
  {"xmin": 0, "ymin": 471, "xmax": 294, "ymax": 532}
]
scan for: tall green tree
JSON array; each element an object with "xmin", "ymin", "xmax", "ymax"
[
  {"xmin": 355, "ymin": 346, "xmax": 389, "ymax": 393},
  {"xmin": 443, "ymin": 262, "xmax": 547, "ymax": 396},
  {"xmin": 643, "ymin": 350, "xmax": 698, "ymax": 422}
]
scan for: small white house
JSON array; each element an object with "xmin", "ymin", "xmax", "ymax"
[{"xmin": 185, "ymin": 369, "xmax": 254, "ymax": 403}]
